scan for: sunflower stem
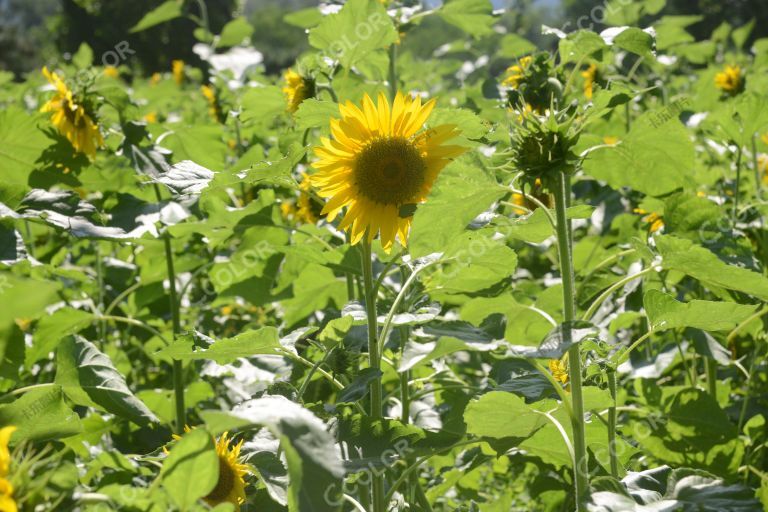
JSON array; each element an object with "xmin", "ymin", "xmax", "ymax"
[
  {"xmin": 361, "ymin": 240, "xmax": 386, "ymax": 512},
  {"xmin": 388, "ymin": 43, "xmax": 398, "ymax": 102},
  {"xmin": 553, "ymin": 172, "xmax": 588, "ymax": 510},
  {"xmin": 606, "ymin": 368, "xmax": 619, "ymax": 478},
  {"xmin": 154, "ymin": 184, "xmax": 185, "ymax": 434}
]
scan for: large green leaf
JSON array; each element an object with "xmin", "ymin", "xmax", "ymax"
[
  {"xmin": 0, "ymin": 385, "xmax": 82, "ymax": 442},
  {"xmin": 155, "ymin": 327, "xmax": 282, "ymax": 364},
  {"xmin": 464, "ymin": 392, "xmax": 553, "ymax": 439},
  {"xmin": 28, "ymin": 307, "xmax": 94, "ymax": 365},
  {"xmin": 308, "ymin": 0, "xmax": 398, "ymax": 69},
  {"xmin": 160, "ymin": 429, "xmax": 218, "ymax": 510},
  {"xmin": 582, "ymin": 111, "xmax": 693, "ymax": 196},
  {"xmin": 410, "ymin": 158, "xmax": 505, "ymax": 258},
  {"xmin": 438, "ymin": 0, "xmax": 495, "ymax": 38},
  {"xmin": 644, "ymin": 290, "xmax": 758, "ymax": 332},
  {"xmin": 634, "ymin": 388, "xmax": 744, "ymax": 476},
  {"xmin": 56, "ymin": 336, "xmax": 159, "ymax": 426},
  {"xmin": 130, "ymin": 1, "xmax": 183, "ymax": 33},
  {"xmin": 657, "ymin": 235, "xmax": 768, "ymax": 300},
  {"xmin": 201, "ymin": 396, "xmax": 344, "ymax": 512},
  {"xmin": 0, "ymin": 108, "xmax": 50, "ymax": 205}
]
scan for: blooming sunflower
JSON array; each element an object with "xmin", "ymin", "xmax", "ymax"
[
  {"xmin": 172, "ymin": 60, "xmax": 185, "ymax": 86},
  {"xmin": 169, "ymin": 427, "xmax": 248, "ymax": 510},
  {"xmin": 40, "ymin": 67, "xmax": 104, "ymax": 159},
  {"xmin": 310, "ymin": 91, "xmax": 466, "ymax": 251},
  {"xmin": 502, "ymin": 56, "xmax": 532, "ymax": 89},
  {"xmin": 282, "ymin": 69, "xmax": 313, "ymax": 113},
  {"xmin": 714, "ymin": 64, "xmax": 742, "ymax": 94},
  {"xmin": 581, "ymin": 63, "xmax": 599, "ymax": 100}
]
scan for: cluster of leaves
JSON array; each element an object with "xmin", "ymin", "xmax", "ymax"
[{"xmin": 0, "ymin": 0, "xmax": 768, "ymax": 510}]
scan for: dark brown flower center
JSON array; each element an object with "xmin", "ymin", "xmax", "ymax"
[
  {"xmin": 354, "ymin": 137, "xmax": 426, "ymax": 205},
  {"xmin": 204, "ymin": 454, "xmax": 236, "ymax": 504}
]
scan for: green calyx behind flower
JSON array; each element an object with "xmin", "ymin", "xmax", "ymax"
[{"xmin": 510, "ymin": 102, "xmax": 582, "ymax": 189}]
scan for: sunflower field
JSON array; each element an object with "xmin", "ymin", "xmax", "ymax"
[{"xmin": 1, "ymin": 0, "xmax": 768, "ymax": 510}]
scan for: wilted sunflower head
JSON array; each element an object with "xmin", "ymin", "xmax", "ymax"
[
  {"xmin": 310, "ymin": 91, "xmax": 466, "ymax": 251},
  {"xmin": 282, "ymin": 68, "xmax": 315, "ymax": 113},
  {"xmin": 714, "ymin": 64, "xmax": 743, "ymax": 95},
  {"xmin": 510, "ymin": 103, "xmax": 581, "ymax": 189}
]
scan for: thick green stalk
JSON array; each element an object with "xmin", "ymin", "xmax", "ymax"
[
  {"xmin": 154, "ymin": 184, "xmax": 185, "ymax": 434},
  {"xmin": 360, "ymin": 241, "xmax": 385, "ymax": 512},
  {"xmin": 706, "ymin": 358, "xmax": 718, "ymax": 398},
  {"xmin": 606, "ymin": 369, "xmax": 619, "ymax": 478},
  {"xmin": 162, "ymin": 233, "xmax": 186, "ymax": 434},
  {"xmin": 388, "ymin": 43, "xmax": 398, "ymax": 101},
  {"xmin": 553, "ymin": 172, "xmax": 589, "ymax": 510}
]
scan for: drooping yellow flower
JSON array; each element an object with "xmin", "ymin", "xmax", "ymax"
[
  {"xmin": 549, "ymin": 359, "xmax": 568, "ymax": 384},
  {"xmin": 172, "ymin": 60, "xmax": 185, "ymax": 86},
  {"xmin": 502, "ymin": 56, "xmax": 532, "ymax": 89},
  {"xmin": 40, "ymin": 67, "xmax": 104, "ymax": 159},
  {"xmin": 634, "ymin": 208, "xmax": 664, "ymax": 233},
  {"xmin": 168, "ymin": 427, "xmax": 248, "ymax": 510},
  {"xmin": 282, "ymin": 69, "xmax": 312, "ymax": 113},
  {"xmin": 581, "ymin": 63, "xmax": 598, "ymax": 99},
  {"xmin": 310, "ymin": 92, "xmax": 466, "ymax": 251},
  {"xmin": 714, "ymin": 64, "xmax": 742, "ymax": 94},
  {"xmin": 201, "ymin": 84, "xmax": 223, "ymax": 122},
  {"xmin": 150, "ymin": 72, "xmax": 161, "ymax": 86},
  {"xmin": 282, "ymin": 173, "xmax": 322, "ymax": 224},
  {"xmin": 103, "ymin": 66, "xmax": 119, "ymax": 78}
]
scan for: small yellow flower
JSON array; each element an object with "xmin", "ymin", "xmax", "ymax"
[
  {"xmin": 502, "ymin": 56, "xmax": 532, "ymax": 89},
  {"xmin": 40, "ymin": 67, "xmax": 104, "ymax": 159},
  {"xmin": 602, "ymin": 135, "xmax": 619, "ymax": 146},
  {"xmin": 311, "ymin": 92, "xmax": 466, "ymax": 251},
  {"xmin": 758, "ymin": 154, "xmax": 768, "ymax": 185},
  {"xmin": 762, "ymin": 133, "xmax": 768, "ymax": 146},
  {"xmin": 634, "ymin": 208, "xmax": 664, "ymax": 233},
  {"xmin": 150, "ymin": 72, "xmax": 161, "ymax": 86},
  {"xmin": 714, "ymin": 64, "xmax": 742, "ymax": 94},
  {"xmin": 581, "ymin": 63, "xmax": 598, "ymax": 99},
  {"xmin": 143, "ymin": 112, "xmax": 158, "ymax": 124},
  {"xmin": 172, "ymin": 60, "xmax": 185, "ymax": 86},
  {"xmin": 549, "ymin": 359, "xmax": 568, "ymax": 384},
  {"xmin": 282, "ymin": 69, "xmax": 312, "ymax": 113},
  {"xmin": 103, "ymin": 66, "xmax": 119, "ymax": 78}
]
